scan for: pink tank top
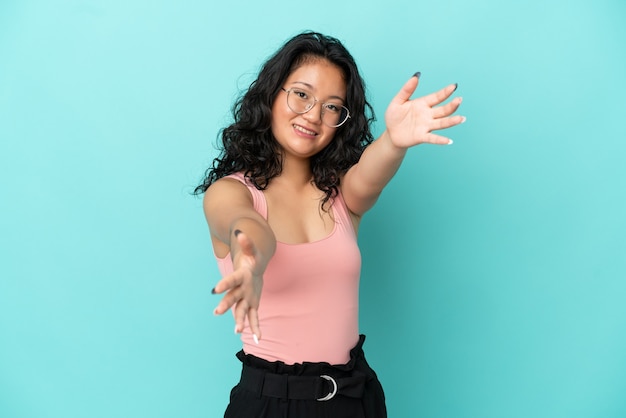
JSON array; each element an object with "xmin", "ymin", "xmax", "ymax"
[{"xmin": 216, "ymin": 173, "xmax": 361, "ymax": 365}]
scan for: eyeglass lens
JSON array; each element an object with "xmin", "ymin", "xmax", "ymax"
[{"xmin": 286, "ymin": 89, "xmax": 349, "ymax": 127}]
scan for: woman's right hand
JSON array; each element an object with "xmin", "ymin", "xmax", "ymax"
[{"xmin": 212, "ymin": 230, "xmax": 264, "ymax": 341}]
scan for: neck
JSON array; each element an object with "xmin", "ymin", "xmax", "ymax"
[{"xmin": 275, "ymin": 154, "xmax": 314, "ymax": 189}]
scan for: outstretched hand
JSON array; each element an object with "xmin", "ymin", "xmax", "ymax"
[
  {"xmin": 212, "ymin": 230, "xmax": 263, "ymax": 342},
  {"xmin": 385, "ymin": 74, "xmax": 465, "ymax": 147}
]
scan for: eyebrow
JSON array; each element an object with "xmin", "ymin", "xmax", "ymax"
[{"xmin": 290, "ymin": 81, "xmax": 345, "ymax": 102}]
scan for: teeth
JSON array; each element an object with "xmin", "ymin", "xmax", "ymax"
[{"xmin": 294, "ymin": 125, "xmax": 316, "ymax": 135}]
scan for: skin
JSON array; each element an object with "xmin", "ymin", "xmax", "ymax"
[{"xmin": 204, "ymin": 59, "xmax": 465, "ymax": 341}]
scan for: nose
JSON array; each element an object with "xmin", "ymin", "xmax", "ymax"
[{"xmin": 302, "ymin": 102, "xmax": 323, "ymax": 124}]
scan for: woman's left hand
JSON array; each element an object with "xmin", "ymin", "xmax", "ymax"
[{"xmin": 385, "ymin": 74, "xmax": 465, "ymax": 147}]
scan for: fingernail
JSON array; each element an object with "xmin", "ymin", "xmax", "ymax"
[
  {"xmin": 234, "ymin": 229, "xmax": 241, "ymax": 237},
  {"xmin": 453, "ymin": 83, "xmax": 458, "ymax": 92},
  {"xmin": 211, "ymin": 287, "xmax": 216, "ymax": 294},
  {"xmin": 213, "ymin": 308, "xmax": 219, "ymax": 315},
  {"xmin": 413, "ymin": 72, "xmax": 421, "ymax": 79},
  {"xmin": 460, "ymin": 116, "xmax": 467, "ymax": 124},
  {"xmin": 253, "ymin": 334, "xmax": 259, "ymax": 345},
  {"xmin": 234, "ymin": 325, "xmax": 239, "ymax": 334},
  {"xmin": 448, "ymin": 139, "xmax": 454, "ymax": 145}
]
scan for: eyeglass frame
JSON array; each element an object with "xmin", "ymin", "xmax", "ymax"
[{"xmin": 280, "ymin": 87, "xmax": 351, "ymax": 128}]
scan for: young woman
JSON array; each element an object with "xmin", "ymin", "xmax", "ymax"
[{"xmin": 195, "ymin": 31, "xmax": 465, "ymax": 418}]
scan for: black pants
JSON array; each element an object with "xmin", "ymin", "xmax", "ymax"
[{"xmin": 224, "ymin": 335, "xmax": 387, "ymax": 418}]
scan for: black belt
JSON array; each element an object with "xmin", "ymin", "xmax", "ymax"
[{"xmin": 239, "ymin": 364, "xmax": 367, "ymax": 401}]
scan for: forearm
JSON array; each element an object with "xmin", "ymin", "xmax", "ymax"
[
  {"xmin": 354, "ymin": 130, "xmax": 408, "ymax": 191},
  {"xmin": 341, "ymin": 130, "xmax": 410, "ymax": 216}
]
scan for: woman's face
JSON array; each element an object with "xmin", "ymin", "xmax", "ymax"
[{"xmin": 271, "ymin": 58, "xmax": 347, "ymax": 161}]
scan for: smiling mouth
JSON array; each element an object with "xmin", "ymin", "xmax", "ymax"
[{"xmin": 293, "ymin": 124, "xmax": 317, "ymax": 136}]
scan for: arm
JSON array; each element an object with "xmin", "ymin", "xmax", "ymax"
[
  {"xmin": 342, "ymin": 74, "xmax": 465, "ymax": 216},
  {"xmin": 203, "ymin": 177, "xmax": 277, "ymax": 340}
]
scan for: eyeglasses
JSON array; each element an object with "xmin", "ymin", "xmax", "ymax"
[{"xmin": 281, "ymin": 87, "xmax": 351, "ymax": 128}]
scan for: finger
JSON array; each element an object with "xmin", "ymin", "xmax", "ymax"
[
  {"xmin": 248, "ymin": 307, "xmax": 262, "ymax": 342},
  {"xmin": 213, "ymin": 288, "xmax": 242, "ymax": 315},
  {"xmin": 232, "ymin": 298, "xmax": 249, "ymax": 333},
  {"xmin": 432, "ymin": 96, "xmax": 463, "ymax": 119},
  {"xmin": 212, "ymin": 270, "xmax": 244, "ymax": 294},
  {"xmin": 235, "ymin": 230, "xmax": 256, "ymax": 257},
  {"xmin": 424, "ymin": 83, "xmax": 458, "ymax": 107},
  {"xmin": 424, "ymin": 132, "xmax": 455, "ymax": 146},
  {"xmin": 390, "ymin": 74, "xmax": 419, "ymax": 105},
  {"xmin": 431, "ymin": 114, "xmax": 466, "ymax": 131}
]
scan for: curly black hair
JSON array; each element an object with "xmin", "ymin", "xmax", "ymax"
[{"xmin": 194, "ymin": 31, "xmax": 375, "ymax": 208}]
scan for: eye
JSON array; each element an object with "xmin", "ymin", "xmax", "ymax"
[
  {"xmin": 324, "ymin": 103, "xmax": 341, "ymax": 114},
  {"xmin": 292, "ymin": 89, "xmax": 309, "ymax": 100}
]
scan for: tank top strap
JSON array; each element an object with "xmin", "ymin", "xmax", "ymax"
[{"xmin": 225, "ymin": 172, "xmax": 268, "ymax": 219}]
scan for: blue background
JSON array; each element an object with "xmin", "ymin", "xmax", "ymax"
[{"xmin": 1, "ymin": 0, "xmax": 625, "ymax": 417}]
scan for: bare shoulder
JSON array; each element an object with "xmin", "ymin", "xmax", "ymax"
[
  {"xmin": 202, "ymin": 176, "xmax": 262, "ymax": 244},
  {"xmin": 202, "ymin": 176, "xmax": 270, "ymax": 257},
  {"xmin": 203, "ymin": 176, "xmax": 253, "ymax": 212}
]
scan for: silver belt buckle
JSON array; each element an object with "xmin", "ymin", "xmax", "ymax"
[{"xmin": 316, "ymin": 375, "xmax": 338, "ymax": 401}]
